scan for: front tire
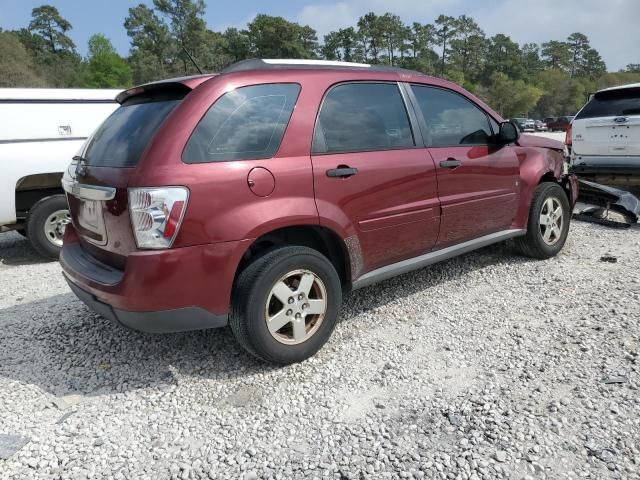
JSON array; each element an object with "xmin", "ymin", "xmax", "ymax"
[
  {"xmin": 230, "ymin": 246, "xmax": 342, "ymax": 364},
  {"xmin": 514, "ymin": 182, "xmax": 570, "ymax": 259},
  {"xmin": 25, "ymin": 195, "xmax": 70, "ymax": 259}
]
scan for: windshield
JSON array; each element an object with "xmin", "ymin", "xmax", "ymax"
[
  {"xmin": 576, "ymin": 88, "xmax": 640, "ymax": 120},
  {"xmin": 84, "ymin": 91, "xmax": 185, "ymax": 167}
]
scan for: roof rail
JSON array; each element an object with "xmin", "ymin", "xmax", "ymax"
[{"xmin": 220, "ymin": 58, "xmax": 421, "ymax": 75}]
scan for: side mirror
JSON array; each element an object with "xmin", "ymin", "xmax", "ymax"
[{"xmin": 498, "ymin": 121, "xmax": 520, "ymax": 144}]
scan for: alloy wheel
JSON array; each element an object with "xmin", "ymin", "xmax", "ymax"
[
  {"xmin": 265, "ymin": 269, "xmax": 328, "ymax": 345},
  {"xmin": 539, "ymin": 197, "xmax": 564, "ymax": 246}
]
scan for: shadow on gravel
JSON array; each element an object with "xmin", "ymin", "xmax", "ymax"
[
  {"xmin": 0, "ymin": 242, "xmax": 533, "ymax": 397},
  {"xmin": 343, "ymin": 240, "xmax": 536, "ymax": 319},
  {"xmin": 0, "ymin": 232, "xmax": 51, "ymax": 266},
  {"xmin": 0, "ymin": 293, "xmax": 274, "ymax": 397}
]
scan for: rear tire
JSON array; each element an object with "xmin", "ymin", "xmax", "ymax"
[
  {"xmin": 229, "ymin": 246, "xmax": 342, "ymax": 364},
  {"xmin": 514, "ymin": 182, "xmax": 570, "ymax": 259},
  {"xmin": 25, "ymin": 195, "xmax": 70, "ymax": 259}
]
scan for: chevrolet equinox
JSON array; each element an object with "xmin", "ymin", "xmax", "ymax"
[{"xmin": 61, "ymin": 59, "xmax": 578, "ymax": 364}]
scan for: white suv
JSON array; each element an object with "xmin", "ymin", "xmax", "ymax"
[{"xmin": 570, "ymin": 83, "xmax": 640, "ymax": 189}]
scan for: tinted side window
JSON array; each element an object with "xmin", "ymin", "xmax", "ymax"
[
  {"xmin": 313, "ymin": 83, "xmax": 414, "ymax": 154},
  {"xmin": 183, "ymin": 83, "xmax": 300, "ymax": 163},
  {"xmin": 411, "ymin": 85, "xmax": 493, "ymax": 146},
  {"xmin": 576, "ymin": 88, "xmax": 640, "ymax": 119}
]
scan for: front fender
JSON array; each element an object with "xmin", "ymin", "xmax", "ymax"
[{"xmin": 513, "ymin": 147, "xmax": 566, "ymax": 229}]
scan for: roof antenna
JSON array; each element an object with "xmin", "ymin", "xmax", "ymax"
[{"xmin": 181, "ymin": 45, "xmax": 203, "ymax": 74}]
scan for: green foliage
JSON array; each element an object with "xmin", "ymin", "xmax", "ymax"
[
  {"xmin": 124, "ymin": 3, "xmax": 175, "ymax": 82},
  {"xmin": 85, "ymin": 34, "xmax": 131, "ymax": 88},
  {"xmin": 1, "ymin": 3, "xmax": 636, "ymax": 121},
  {"xmin": 532, "ymin": 69, "xmax": 587, "ymax": 117},
  {"xmin": 482, "ymin": 72, "xmax": 543, "ymax": 117},
  {"xmin": 28, "ymin": 5, "xmax": 75, "ymax": 54},
  {"xmin": 0, "ymin": 31, "xmax": 46, "ymax": 87},
  {"xmin": 246, "ymin": 14, "xmax": 317, "ymax": 59}
]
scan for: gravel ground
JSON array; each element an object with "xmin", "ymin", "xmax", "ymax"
[{"xmin": 1, "ymin": 220, "xmax": 639, "ymax": 480}]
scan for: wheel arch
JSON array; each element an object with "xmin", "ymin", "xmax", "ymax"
[
  {"xmin": 233, "ymin": 224, "xmax": 354, "ymax": 291},
  {"xmin": 15, "ymin": 172, "xmax": 64, "ymax": 219},
  {"xmin": 514, "ymin": 147, "xmax": 566, "ymax": 229}
]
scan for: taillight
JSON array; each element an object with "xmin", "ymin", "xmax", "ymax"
[
  {"xmin": 128, "ymin": 187, "xmax": 189, "ymax": 249},
  {"xmin": 565, "ymin": 123, "xmax": 572, "ymax": 146}
]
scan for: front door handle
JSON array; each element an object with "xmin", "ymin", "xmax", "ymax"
[
  {"xmin": 439, "ymin": 158, "xmax": 462, "ymax": 169},
  {"xmin": 326, "ymin": 166, "xmax": 358, "ymax": 178}
]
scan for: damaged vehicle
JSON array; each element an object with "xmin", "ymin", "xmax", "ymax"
[
  {"xmin": 569, "ymin": 83, "xmax": 640, "ymax": 189},
  {"xmin": 568, "ymin": 82, "xmax": 640, "ymax": 225},
  {"xmin": 60, "ymin": 59, "xmax": 578, "ymax": 364}
]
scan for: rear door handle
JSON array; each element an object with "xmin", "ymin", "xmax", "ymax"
[
  {"xmin": 326, "ymin": 166, "xmax": 358, "ymax": 178},
  {"xmin": 439, "ymin": 158, "xmax": 462, "ymax": 169}
]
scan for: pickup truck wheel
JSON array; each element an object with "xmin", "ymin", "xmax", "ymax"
[
  {"xmin": 25, "ymin": 195, "xmax": 70, "ymax": 259},
  {"xmin": 230, "ymin": 246, "xmax": 342, "ymax": 364},
  {"xmin": 514, "ymin": 182, "xmax": 570, "ymax": 259}
]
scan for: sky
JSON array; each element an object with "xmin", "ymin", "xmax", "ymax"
[{"xmin": 1, "ymin": 0, "xmax": 637, "ymax": 71}]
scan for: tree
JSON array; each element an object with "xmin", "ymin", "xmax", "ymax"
[
  {"xmin": 625, "ymin": 64, "xmax": 640, "ymax": 73},
  {"xmin": 322, "ymin": 31, "xmax": 341, "ymax": 60},
  {"xmin": 0, "ymin": 31, "xmax": 45, "ymax": 87},
  {"xmin": 28, "ymin": 5, "xmax": 75, "ymax": 54},
  {"xmin": 154, "ymin": 0, "xmax": 207, "ymax": 74},
  {"xmin": 222, "ymin": 27, "xmax": 251, "ymax": 62},
  {"xmin": 533, "ymin": 69, "xmax": 586, "ymax": 117},
  {"xmin": 579, "ymin": 47, "xmax": 606, "ymax": 79},
  {"xmin": 483, "ymin": 34, "xmax": 523, "ymax": 81},
  {"xmin": 377, "ymin": 13, "xmax": 404, "ymax": 65},
  {"xmin": 449, "ymin": 15, "xmax": 485, "ymax": 81},
  {"xmin": 357, "ymin": 12, "xmax": 383, "ymax": 63},
  {"xmin": 434, "ymin": 15, "xmax": 457, "ymax": 76},
  {"xmin": 408, "ymin": 23, "xmax": 434, "ymax": 58},
  {"xmin": 246, "ymin": 15, "xmax": 317, "ymax": 59},
  {"xmin": 566, "ymin": 32, "xmax": 588, "ymax": 77},
  {"xmin": 483, "ymin": 72, "xmax": 542, "ymax": 117},
  {"xmin": 124, "ymin": 4, "xmax": 174, "ymax": 82},
  {"xmin": 85, "ymin": 34, "xmax": 132, "ymax": 88},
  {"xmin": 521, "ymin": 43, "xmax": 543, "ymax": 78},
  {"xmin": 338, "ymin": 27, "xmax": 365, "ymax": 63},
  {"xmin": 541, "ymin": 40, "xmax": 570, "ymax": 71}
]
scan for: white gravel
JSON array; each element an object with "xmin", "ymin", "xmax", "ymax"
[{"xmin": 1, "ymin": 221, "xmax": 639, "ymax": 479}]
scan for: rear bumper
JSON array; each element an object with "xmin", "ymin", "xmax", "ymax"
[
  {"xmin": 570, "ymin": 155, "xmax": 640, "ymax": 188},
  {"xmin": 571, "ymin": 155, "xmax": 640, "ymax": 176},
  {"xmin": 64, "ymin": 276, "xmax": 227, "ymax": 333},
  {"xmin": 61, "ymin": 224, "xmax": 251, "ymax": 332}
]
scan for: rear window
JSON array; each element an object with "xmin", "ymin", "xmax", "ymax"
[
  {"xmin": 84, "ymin": 89, "xmax": 185, "ymax": 167},
  {"xmin": 576, "ymin": 88, "xmax": 640, "ymax": 120},
  {"xmin": 183, "ymin": 83, "xmax": 300, "ymax": 163}
]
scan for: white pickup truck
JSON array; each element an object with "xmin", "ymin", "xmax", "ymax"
[{"xmin": 0, "ymin": 88, "xmax": 119, "ymax": 258}]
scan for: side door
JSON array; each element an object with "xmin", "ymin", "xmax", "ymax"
[
  {"xmin": 311, "ymin": 82, "xmax": 440, "ymax": 275},
  {"xmin": 407, "ymin": 84, "xmax": 520, "ymax": 248}
]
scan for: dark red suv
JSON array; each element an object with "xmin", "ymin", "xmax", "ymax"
[{"xmin": 61, "ymin": 59, "xmax": 578, "ymax": 364}]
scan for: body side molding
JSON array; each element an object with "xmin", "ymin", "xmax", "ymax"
[{"xmin": 352, "ymin": 229, "xmax": 526, "ymax": 290}]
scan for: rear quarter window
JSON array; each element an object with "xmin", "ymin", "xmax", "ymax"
[
  {"xmin": 183, "ymin": 83, "xmax": 300, "ymax": 163},
  {"xmin": 576, "ymin": 88, "xmax": 640, "ymax": 119}
]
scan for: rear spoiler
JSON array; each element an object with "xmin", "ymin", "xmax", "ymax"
[
  {"xmin": 116, "ymin": 82, "xmax": 192, "ymax": 105},
  {"xmin": 116, "ymin": 74, "xmax": 217, "ymax": 104}
]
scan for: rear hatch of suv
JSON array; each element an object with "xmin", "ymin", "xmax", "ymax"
[
  {"xmin": 62, "ymin": 81, "xmax": 200, "ymax": 268},
  {"xmin": 572, "ymin": 85, "xmax": 640, "ymax": 157}
]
